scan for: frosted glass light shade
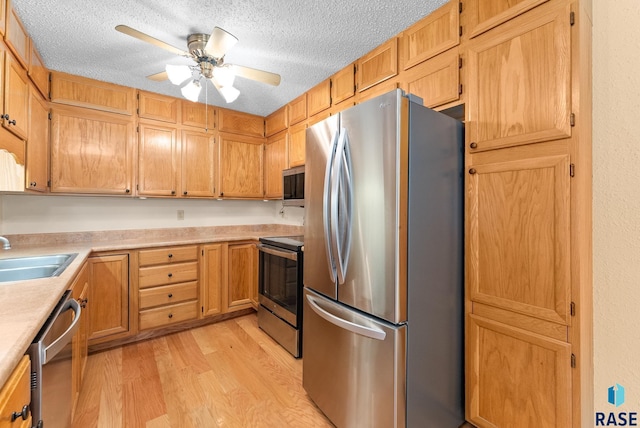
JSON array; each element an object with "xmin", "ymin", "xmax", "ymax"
[
  {"xmin": 181, "ymin": 80, "xmax": 201, "ymax": 102},
  {"xmin": 166, "ymin": 64, "xmax": 192, "ymax": 85},
  {"xmin": 212, "ymin": 65, "xmax": 235, "ymax": 87},
  {"xmin": 219, "ymin": 86, "xmax": 240, "ymax": 103}
]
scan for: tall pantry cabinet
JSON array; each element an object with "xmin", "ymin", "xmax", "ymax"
[{"xmin": 463, "ymin": 0, "xmax": 592, "ymax": 427}]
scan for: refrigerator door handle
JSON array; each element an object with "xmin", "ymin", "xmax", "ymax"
[
  {"xmin": 306, "ymin": 293, "xmax": 387, "ymax": 341},
  {"xmin": 323, "ymin": 129, "xmax": 340, "ymax": 282},
  {"xmin": 331, "ymin": 128, "xmax": 353, "ymax": 285}
]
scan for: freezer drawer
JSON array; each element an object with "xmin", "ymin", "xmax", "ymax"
[{"xmin": 302, "ymin": 288, "xmax": 406, "ymax": 428}]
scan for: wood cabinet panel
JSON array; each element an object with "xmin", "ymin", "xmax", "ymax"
[
  {"xmin": 467, "ymin": 2, "xmax": 571, "ymax": 152},
  {"xmin": 218, "ymin": 108, "xmax": 264, "ymax": 138},
  {"xmin": 50, "ymin": 106, "xmax": 134, "ymax": 194},
  {"xmin": 218, "ymin": 133, "xmax": 263, "ymax": 198},
  {"xmin": 287, "ymin": 93, "xmax": 307, "ymax": 126},
  {"xmin": 331, "ymin": 63, "xmax": 356, "ymax": 105},
  {"xmin": 138, "ymin": 262, "xmax": 198, "ymax": 289},
  {"xmin": 356, "ymin": 80, "xmax": 399, "ymax": 105},
  {"xmin": 138, "ymin": 91, "xmax": 178, "ymax": 123},
  {"xmin": 0, "ymin": 356, "xmax": 31, "ymax": 428},
  {"xmin": 88, "ymin": 254, "xmax": 129, "ymax": 342},
  {"xmin": 139, "ymin": 300, "xmax": 198, "ymax": 331},
  {"xmin": 200, "ymin": 243, "xmax": 225, "ymax": 317},
  {"xmin": 3, "ymin": 53, "xmax": 29, "ymax": 140},
  {"xmin": 467, "ymin": 0, "xmax": 550, "ymax": 38},
  {"xmin": 5, "ymin": 2, "xmax": 29, "ymax": 68},
  {"xmin": 357, "ymin": 38, "xmax": 398, "ymax": 92},
  {"xmin": 227, "ymin": 243, "xmax": 257, "ymax": 311},
  {"xmin": 181, "ymin": 129, "xmax": 216, "ymax": 197},
  {"xmin": 264, "ymin": 130, "xmax": 288, "ymax": 199},
  {"xmin": 28, "ymin": 42, "xmax": 48, "ymax": 99},
  {"xmin": 139, "ymin": 281, "xmax": 198, "ymax": 309},
  {"xmin": 467, "ymin": 314, "xmax": 571, "ymax": 427},
  {"xmin": 26, "ymin": 85, "xmax": 49, "ymax": 192},
  {"xmin": 401, "ymin": 1, "xmax": 459, "ymax": 70},
  {"xmin": 307, "ymin": 79, "xmax": 331, "ymax": 117},
  {"xmin": 467, "ymin": 142, "xmax": 571, "ymax": 325},
  {"xmin": 50, "ymin": 71, "xmax": 136, "ymax": 115},
  {"xmin": 138, "ymin": 122, "xmax": 178, "ymax": 196},
  {"xmin": 139, "ymin": 246, "xmax": 198, "ymax": 266},
  {"xmin": 288, "ymin": 122, "xmax": 306, "ymax": 168},
  {"xmin": 402, "ymin": 48, "xmax": 460, "ymax": 109},
  {"xmin": 71, "ymin": 262, "xmax": 89, "ymax": 417},
  {"xmin": 265, "ymin": 105, "xmax": 287, "ymax": 137},
  {"xmin": 181, "ymin": 101, "xmax": 215, "ymax": 130},
  {"xmin": 0, "ymin": 1, "xmax": 6, "ymax": 37}
]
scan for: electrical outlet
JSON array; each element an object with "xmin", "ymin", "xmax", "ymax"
[{"xmin": 177, "ymin": 210, "xmax": 184, "ymax": 220}]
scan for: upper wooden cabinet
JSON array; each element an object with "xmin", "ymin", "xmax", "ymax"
[
  {"xmin": 138, "ymin": 91, "xmax": 178, "ymax": 123},
  {"xmin": 50, "ymin": 105, "xmax": 135, "ymax": 194},
  {"xmin": 288, "ymin": 122, "xmax": 306, "ymax": 168},
  {"xmin": 264, "ymin": 130, "xmax": 288, "ymax": 199},
  {"xmin": 28, "ymin": 42, "xmax": 48, "ymax": 99},
  {"xmin": 466, "ymin": 1, "xmax": 571, "ymax": 152},
  {"xmin": 50, "ymin": 71, "xmax": 136, "ymax": 115},
  {"xmin": 466, "ymin": 0, "xmax": 550, "ymax": 38},
  {"xmin": 3, "ymin": 51, "xmax": 29, "ymax": 140},
  {"xmin": 265, "ymin": 105, "xmax": 288, "ymax": 137},
  {"xmin": 26, "ymin": 84, "xmax": 49, "ymax": 192},
  {"xmin": 288, "ymin": 93, "xmax": 307, "ymax": 126},
  {"xmin": 218, "ymin": 108, "xmax": 264, "ymax": 138},
  {"xmin": 5, "ymin": 2, "xmax": 29, "ymax": 68},
  {"xmin": 181, "ymin": 129, "xmax": 216, "ymax": 197},
  {"xmin": 181, "ymin": 100, "xmax": 215, "ymax": 130},
  {"xmin": 400, "ymin": 1, "xmax": 460, "ymax": 70},
  {"xmin": 331, "ymin": 63, "xmax": 356, "ymax": 105},
  {"xmin": 307, "ymin": 79, "xmax": 331, "ymax": 117},
  {"xmin": 356, "ymin": 80, "xmax": 398, "ymax": 105},
  {"xmin": 218, "ymin": 132, "xmax": 263, "ymax": 198},
  {"xmin": 357, "ymin": 38, "xmax": 398, "ymax": 93},
  {"xmin": 401, "ymin": 48, "xmax": 460, "ymax": 109},
  {"xmin": 137, "ymin": 121, "xmax": 178, "ymax": 197}
]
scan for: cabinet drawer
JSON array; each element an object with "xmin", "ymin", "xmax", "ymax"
[
  {"xmin": 0, "ymin": 355, "xmax": 31, "ymax": 426},
  {"xmin": 139, "ymin": 281, "xmax": 198, "ymax": 309},
  {"xmin": 139, "ymin": 246, "xmax": 198, "ymax": 266},
  {"xmin": 139, "ymin": 301, "xmax": 198, "ymax": 330},
  {"xmin": 138, "ymin": 262, "xmax": 198, "ymax": 289}
]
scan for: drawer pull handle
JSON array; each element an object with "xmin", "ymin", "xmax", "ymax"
[
  {"xmin": 168, "ymin": 293, "xmax": 173, "ymax": 298},
  {"xmin": 469, "ymin": 168, "xmax": 477, "ymax": 175},
  {"xmin": 168, "ymin": 253, "xmax": 173, "ymax": 258},
  {"xmin": 168, "ymin": 273, "xmax": 173, "ymax": 278},
  {"xmin": 11, "ymin": 405, "xmax": 29, "ymax": 421},
  {"xmin": 168, "ymin": 313, "xmax": 173, "ymax": 319}
]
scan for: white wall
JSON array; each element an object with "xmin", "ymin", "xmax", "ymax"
[
  {"xmin": 0, "ymin": 194, "xmax": 303, "ymax": 234},
  {"xmin": 593, "ymin": 0, "xmax": 640, "ymax": 414}
]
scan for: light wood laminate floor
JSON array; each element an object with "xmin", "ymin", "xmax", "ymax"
[{"xmin": 73, "ymin": 314, "xmax": 334, "ymax": 428}]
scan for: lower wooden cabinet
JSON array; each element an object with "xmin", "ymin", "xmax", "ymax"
[
  {"xmin": 88, "ymin": 253, "xmax": 130, "ymax": 344},
  {"xmin": 0, "ymin": 356, "xmax": 32, "ymax": 428},
  {"xmin": 227, "ymin": 242, "xmax": 258, "ymax": 311},
  {"xmin": 200, "ymin": 243, "xmax": 225, "ymax": 317},
  {"xmin": 70, "ymin": 262, "xmax": 89, "ymax": 417}
]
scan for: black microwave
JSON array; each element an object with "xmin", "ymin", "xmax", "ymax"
[{"xmin": 283, "ymin": 166, "xmax": 305, "ymax": 206}]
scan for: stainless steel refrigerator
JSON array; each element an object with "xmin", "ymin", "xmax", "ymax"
[{"xmin": 302, "ymin": 89, "xmax": 464, "ymax": 428}]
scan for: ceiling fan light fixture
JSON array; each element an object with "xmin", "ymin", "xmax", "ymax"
[
  {"xmin": 181, "ymin": 79, "xmax": 202, "ymax": 102},
  {"xmin": 166, "ymin": 64, "xmax": 192, "ymax": 85},
  {"xmin": 218, "ymin": 85, "xmax": 240, "ymax": 103},
  {"xmin": 212, "ymin": 65, "xmax": 235, "ymax": 87}
]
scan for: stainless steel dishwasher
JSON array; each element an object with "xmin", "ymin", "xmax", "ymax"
[{"xmin": 28, "ymin": 290, "xmax": 81, "ymax": 428}]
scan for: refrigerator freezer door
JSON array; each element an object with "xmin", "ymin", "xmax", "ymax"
[
  {"xmin": 304, "ymin": 115, "xmax": 340, "ymax": 299},
  {"xmin": 302, "ymin": 288, "xmax": 406, "ymax": 428}
]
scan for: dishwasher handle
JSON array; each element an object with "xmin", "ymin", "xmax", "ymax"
[{"xmin": 42, "ymin": 298, "xmax": 81, "ymax": 364}]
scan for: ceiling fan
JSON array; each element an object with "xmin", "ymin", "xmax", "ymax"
[{"xmin": 115, "ymin": 25, "xmax": 281, "ymax": 103}]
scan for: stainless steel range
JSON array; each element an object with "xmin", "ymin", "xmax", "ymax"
[{"xmin": 257, "ymin": 235, "xmax": 304, "ymax": 357}]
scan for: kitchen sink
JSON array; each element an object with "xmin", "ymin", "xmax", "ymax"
[{"xmin": 0, "ymin": 253, "xmax": 78, "ymax": 283}]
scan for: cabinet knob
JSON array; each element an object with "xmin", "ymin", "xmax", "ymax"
[
  {"xmin": 470, "ymin": 142, "xmax": 478, "ymax": 149},
  {"xmin": 220, "ymin": 192, "xmax": 224, "ymax": 197},
  {"xmin": 469, "ymin": 168, "xmax": 477, "ymax": 175},
  {"xmin": 168, "ymin": 313, "xmax": 173, "ymax": 319},
  {"xmin": 183, "ymin": 191, "xmax": 188, "ymax": 195},
  {"xmin": 30, "ymin": 182, "xmax": 37, "ymax": 187},
  {"xmin": 125, "ymin": 189, "xmax": 131, "ymax": 194},
  {"xmin": 171, "ymin": 190, "xmax": 176, "ymax": 195},
  {"xmin": 168, "ymin": 293, "xmax": 173, "ymax": 298},
  {"xmin": 168, "ymin": 253, "xmax": 173, "ymax": 258},
  {"xmin": 11, "ymin": 405, "xmax": 29, "ymax": 421},
  {"xmin": 168, "ymin": 273, "xmax": 173, "ymax": 278},
  {"xmin": 0, "ymin": 114, "xmax": 8, "ymax": 120},
  {"xmin": 7, "ymin": 119, "xmax": 16, "ymax": 126}
]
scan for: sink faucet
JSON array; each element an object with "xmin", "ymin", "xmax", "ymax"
[{"xmin": 0, "ymin": 236, "xmax": 10, "ymax": 250}]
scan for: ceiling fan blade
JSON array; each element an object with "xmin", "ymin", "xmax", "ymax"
[
  {"xmin": 231, "ymin": 65, "xmax": 281, "ymax": 86},
  {"xmin": 204, "ymin": 27, "xmax": 238, "ymax": 58},
  {"xmin": 147, "ymin": 71, "xmax": 168, "ymax": 81},
  {"xmin": 115, "ymin": 25, "xmax": 189, "ymax": 57}
]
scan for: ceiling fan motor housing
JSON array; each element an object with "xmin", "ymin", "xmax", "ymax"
[{"xmin": 187, "ymin": 33, "xmax": 223, "ymax": 78}]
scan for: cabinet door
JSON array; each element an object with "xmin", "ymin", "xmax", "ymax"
[
  {"xmin": 307, "ymin": 79, "xmax": 331, "ymax": 117},
  {"xmin": 70, "ymin": 262, "xmax": 89, "ymax": 416},
  {"xmin": 467, "ymin": 314, "xmax": 571, "ymax": 427},
  {"xmin": 227, "ymin": 243, "xmax": 257, "ymax": 311},
  {"xmin": 265, "ymin": 105, "xmax": 288, "ymax": 137},
  {"xmin": 88, "ymin": 254, "xmax": 129, "ymax": 343},
  {"xmin": 26, "ymin": 85, "xmax": 48, "ymax": 192},
  {"xmin": 50, "ymin": 106, "xmax": 134, "ymax": 194},
  {"xmin": 264, "ymin": 130, "xmax": 288, "ymax": 199},
  {"xmin": 181, "ymin": 129, "xmax": 216, "ymax": 197},
  {"xmin": 4, "ymin": 3, "xmax": 29, "ymax": 68},
  {"xmin": 3, "ymin": 53, "xmax": 29, "ymax": 140},
  {"xmin": 401, "ymin": 48, "xmax": 460, "ymax": 109},
  {"xmin": 466, "ymin": 0, "xmax": 550, "ymax": 38},
  {"xmin": 138, "ymin": 91, "xmax": 178, "ymax": 123},
  {"xmin": 357, "ymin": 38, "xmax": 398, "ymax": 92},
  {"xmin": 467, "ymin": 141, "xmax": 571, "ymax": 325},
  {"xmin": 138, "ymin": 122, "xmax": 178, "ymax": 196},
  {"xmin": 218, "ymin": 133, "xmax": 264, "ymax": 198},
  {"xmin": 0, "ymin": 356, "xmax": 32, "ymax": 428},
  {"xmin": 28, "ymin": 42, "xmax": 49, "ymax": 99},
  {"xmin": 287, "ymin": 93, "xmax": 307, "ymax": 126},
  {"xmin": 200, "ymin": 243, "xmax": 225, "ymax": 317},
  {"xmin": 181, "ymin": 101, "xmax": 215, "ymax": 130},
  {"xmin": 331, "ymin": 63, "xmax": 356, "ymax": 105},
  {"xmin": 0, "ymin": 1, "xmax": 5, "ymax": 37},
  {"xmin": 467, "ymin": 2, "xmax": 571, "ymax": 152},
  {"xmin": 217, "ymin": 108, "xmax": 264, "ymax": 138},
  {"xmin": 288, "ymin": 122, "xmax": 306, "ymax": 168}
]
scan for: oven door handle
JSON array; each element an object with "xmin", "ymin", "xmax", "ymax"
[
  {"xmin": 42, "ymin": 298, "xmax": 81, "ymax": 364},
  {"xmin": 257, "ymin": 244, "xmax": 298, "ymax": 261}
]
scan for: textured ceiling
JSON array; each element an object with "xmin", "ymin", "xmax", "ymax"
[{"xmin": 12, "ymin": 0, "xmax": 448, "ymax": 116}]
